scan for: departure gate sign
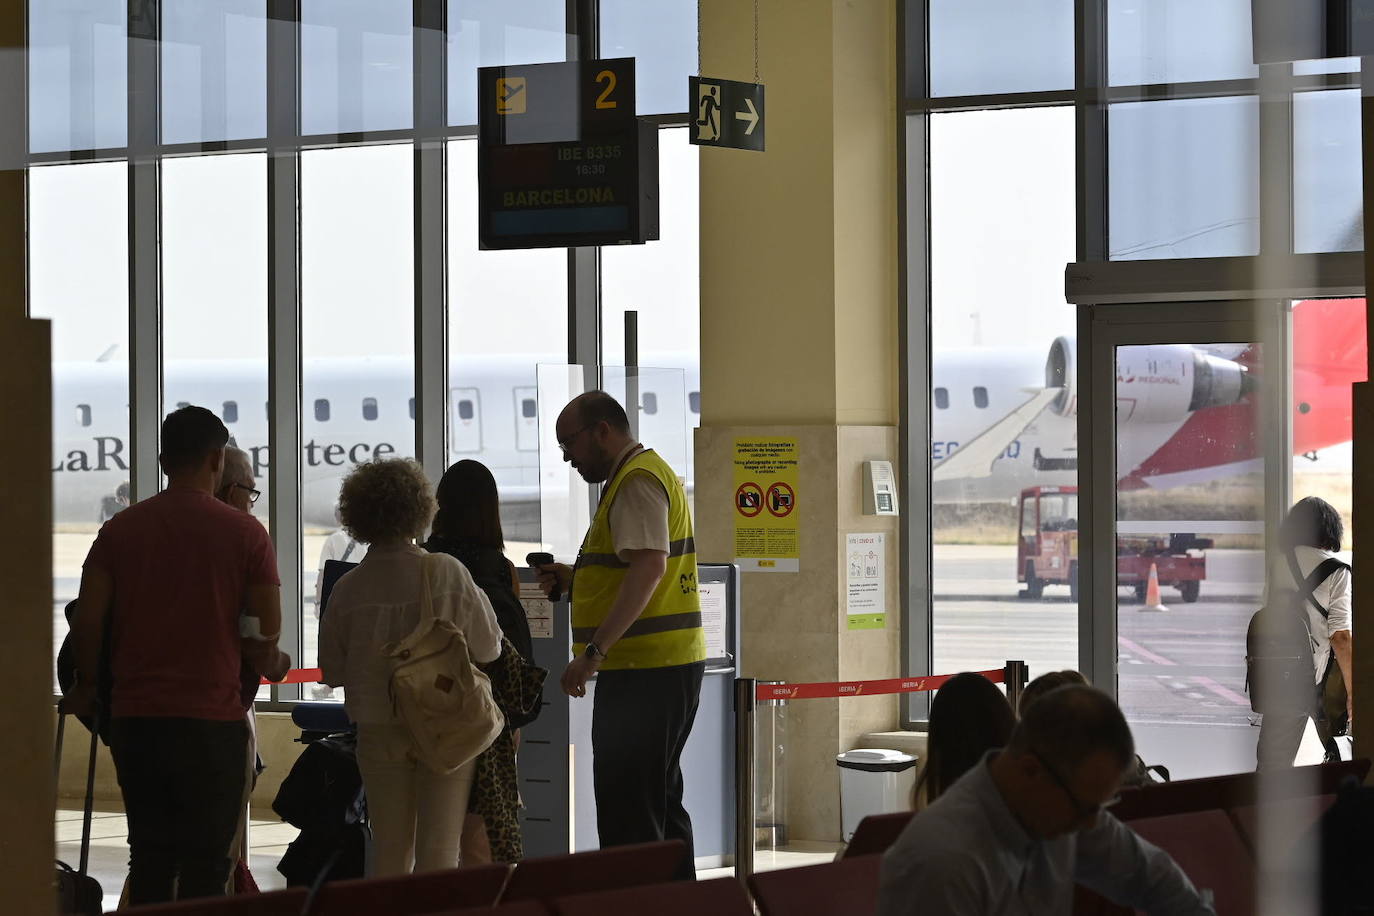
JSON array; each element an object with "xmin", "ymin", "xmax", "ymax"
[{"xmin": 478, "ymin": 58, "xmax": 660, "ymax": 250}]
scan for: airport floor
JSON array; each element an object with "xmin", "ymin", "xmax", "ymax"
[{"xmin": 57, "ymin": 803, "xmax": 840, "ymax": 912}]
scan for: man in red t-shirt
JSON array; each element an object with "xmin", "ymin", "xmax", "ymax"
[{"xmin": 68, "ymin": 407, "xmax": 290, "ymax": 904}]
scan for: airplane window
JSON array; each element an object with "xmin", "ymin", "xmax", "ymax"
[
  {"xmin": 315, "ymin": 398, "xmax": 330, "ymax": 422},
  {"xmin": 408, "ymin": 397, "xmax": 415, "ymax": 420},
  {"xmin": 688, "ymin": 391, "xmax": 701, "ymax": 414},
  {"xmin": 934, "ymin": 387, "xmax": 950, "ymax": 410},
  {"xmin": 76, "ymin": 404, "xmax": 92, "ymax": 428},
  {"xmin": 222, "ymin": 401, "xmax": 238, "ymax": 424},
  {"xmin": 458, "ymin": 399, "xmax": 474, "ymax": 421},
  {"xmin": 521, "ymin": 398, "xmax": 536, "ymax": 419},
  {"xmin": 362, "ymin": 397, "xmax": 378, "ymax": 421},
  {"xmin": 176, "ymin": 401, "xmax": 191, "ymax": 410},
  {"xmin": 973, "ymin": 386, "xmax": 989, "ymax": 409},
  {"xmin": 642, "ymin": 392, "xmax": 658, "ymax": 415}
]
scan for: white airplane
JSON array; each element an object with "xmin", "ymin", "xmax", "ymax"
[{"xmin": 50, "ymin": 302, "xmax": 1361, "ymax": 531}]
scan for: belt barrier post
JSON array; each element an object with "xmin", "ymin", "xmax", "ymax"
[
  {"xmin": 734, "ymin": 677, "xmax": 756, "ymax": 883},
  {"xmin": 1004, "ymin": 660, "xmax": 1028, "ymax": 712}
]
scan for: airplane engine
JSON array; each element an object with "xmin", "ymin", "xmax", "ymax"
[
  {"xmin": 1115, "ymin": 344, "xmax": 1253, "ymax": 424},
  {"xmin": 1045, "ymin": 338, "xmax": 1252, "ymax": 424},
  {"xmin": 1045, "ymin": 336, "xmax": 1076, "ymax": 417}
]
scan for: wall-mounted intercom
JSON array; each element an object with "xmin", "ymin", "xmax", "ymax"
[{"xmin": 862, "ymin": 459, "xmax": 899, "ymax": 516}]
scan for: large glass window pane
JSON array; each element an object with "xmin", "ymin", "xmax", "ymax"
[
  {"xmin": 29, "ymin": 0, "xmax": 127, "ymax": 153},
  {"xmin": 446, "ymin": 139, "xmax": 567, "ymax": 556},
  {"xmin": 929, "ymin": 0, "xmax": 1073, "ymax": 97},
  {"xmin": 1294, "ymin": 90, "xmax": 1363, "ymax": 254},
  {"xmin": 600, "ymin": 0, "xmax": 695, "ymax": 115},
  {"xmin": 30, "ymin": 163, "xmax": 129, "ymax": 687},
  {"xmin": 601, "ymin": 129, "xmax": 700, "ymax": 486},
  {"xmin": 926, "ymin": 108, "xmax": 1077, "ymax": 678},
  {"xmin": 1108, "ymin": 0, "xmax": 1257, "ymax": 86},
  {"xmin": 162, "ymin": 0, "xmax": 268, "ymax": 145},
  {"xmin": 302, "ymin": 145, "xmax": 414, "ymax": 679},
  {"xmin": 447, "ymin": 1, "xmax": 565, "ymax": 127},
  {"xmin": 1110, "ymin": 97, "xmax": 1259, "ymax": 260},
  {"xmin": 302, "ymin": 0, "xmax": 413, "ymax": 136}
]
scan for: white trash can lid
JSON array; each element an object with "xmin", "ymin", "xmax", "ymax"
[{"xmin": 836, "ymin": 748, "xmax": 918, "ymax": 772}]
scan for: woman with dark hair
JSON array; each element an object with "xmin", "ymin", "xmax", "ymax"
[
  {"xmin": 1258, "ymin": 496, "xmax": 1353, "ymax": 768},
  {"xmin": 913, "ymin": 672, "xmax": 1015, "ymax": 809},
  {"xmin": 424, "ymin": 459, "xmax": 541, "ymax": 863}
]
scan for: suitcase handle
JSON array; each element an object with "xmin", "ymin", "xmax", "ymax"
[{"xmin": 53, "ymin": 699, "xmax": 102, "ymax": 877}]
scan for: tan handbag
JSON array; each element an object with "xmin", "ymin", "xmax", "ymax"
[{"xmin": 384, "ymin": 554, "xmax": 504, "ymax": 774}]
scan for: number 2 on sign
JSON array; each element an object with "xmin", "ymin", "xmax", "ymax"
[{"xmin": 595, "ymin": 69, "xmax": 617, "ymax": 109}]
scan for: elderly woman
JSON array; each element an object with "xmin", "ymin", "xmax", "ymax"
[{"xmin": 319, "ymin": 459, "xmax": 503, "ymax": 876}]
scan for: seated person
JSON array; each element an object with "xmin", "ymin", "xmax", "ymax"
[
  {"xmin": 878, "ymin": 685, "xmax": 1213, "ymax": 916},
  {"xmin": 913, "ymin": 672, "xmax": 1015, "ymax": 810},
  {"xmin": 1021, "ymin": 670, "xmax": 1160, "ymax": 787}
]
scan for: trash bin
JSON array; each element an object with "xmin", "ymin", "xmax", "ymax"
[{"xmin": 836, "ymin": 748, "xmax": 918, "ymax": 842}]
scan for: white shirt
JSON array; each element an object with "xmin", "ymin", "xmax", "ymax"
[
  {"xmin": 878, "ymin": 754, "xmax": 1213, "ymax": 916},
  {"xmin": 315, "ymin": 528, "xmax": 369, "ymax": 607},
  {"xmin": 318, "ymin": 544, "xmax": 503, "ymax": 724},
  {"xmin": 1263, "ymin": 545, "xmax": 1352, "ymax": 684},
  {"xmin": 606, "ymin": 442, "xmax": 671, "ymax": 560}
]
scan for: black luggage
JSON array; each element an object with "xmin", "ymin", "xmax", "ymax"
[
  {"xmin": 273, "ymin": 731, "xmax": 369, "ymax": 887},
  {"xmin": 55, "ymin": 703, "xmax": 104, "ymax": 915},
  {"xmin": 1245, "ymin": 553, "xmax": 1347, "ymax": 714}
]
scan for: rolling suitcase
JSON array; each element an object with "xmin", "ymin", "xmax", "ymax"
[{"xmin": 55, "ymin": 703, "xmax": 104, "ymax": 916}]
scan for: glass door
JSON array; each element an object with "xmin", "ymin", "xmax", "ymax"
[{"xmin": 1086, "ymin": 301, "xmax": 1289, "ymax": 779}]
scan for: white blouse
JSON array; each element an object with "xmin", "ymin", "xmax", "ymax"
[{"xmin": 319, "ymin": 543, "xmax": 503, "ymax": 724}]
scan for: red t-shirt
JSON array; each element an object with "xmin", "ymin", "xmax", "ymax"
[{"xmin": 83, "ymin": 487, "xmax": 281, "ymax": 721}]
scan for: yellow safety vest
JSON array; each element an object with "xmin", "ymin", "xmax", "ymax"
[{"xmin": 571, "ymin": 448, "xmax": 706, "ymax": 671}]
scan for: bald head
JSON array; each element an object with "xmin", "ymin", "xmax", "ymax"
[
  {"xmin": 218, "ymin": 446, "xmax": 257, "ymax": 512},
  {"xmin": 556, "ymin": 391, "xmax": 635, "ymax": 484}
]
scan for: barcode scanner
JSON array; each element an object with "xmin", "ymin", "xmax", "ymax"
[{"xmin": 526, "ymin": 551, "xmax": 561, "ymax": 601}]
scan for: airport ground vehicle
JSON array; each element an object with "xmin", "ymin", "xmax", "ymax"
[{"xmin": 1016, "ymin": 486, "xmax": 1211, "ymax": 602}]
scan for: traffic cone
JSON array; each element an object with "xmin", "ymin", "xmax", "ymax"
[{"xmin": 1140, "ymin": 562, "xmax": 1169, "ymax": 612}]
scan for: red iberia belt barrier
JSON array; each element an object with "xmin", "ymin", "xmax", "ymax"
[
  {"xmin": 755, "ymin": 667, "xmax": 1005, "ymax": 701},
  {"xmin": 260, "ymin": 668, "xmax": 323, "ymax": 685}
]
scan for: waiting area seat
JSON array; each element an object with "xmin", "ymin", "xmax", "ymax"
[
  {"xmin": 748, "ymin": 854, "xmax": 883, "ymax": 916},
  {"xmin": 120, "ymin": 888, "xmax": 308, "ymax": 915},
  {"xmin": 842, "ymin": 810, "xmax": 914, "ymax": 859},
  {"xmin": 1129, "ymin": 810, "xmax": 1255, "ymax": 916},
  {"xmin": 550, "ymin": 877, "xmax": 754, "ymax": 916},
  {"xmin": 426, "ymin": 904, "xmax": 551, "ymax": 916},
  {"xmin": 1109, "ymin": 759, "xmax": 1368, "ymax": 822},
  {"xmin": 498, "ymin": 840, "xmax": 687, "ymax": 903},
  {"xmin": 308, "ymin": 863, "xmax": 511, "ymax": 915}
]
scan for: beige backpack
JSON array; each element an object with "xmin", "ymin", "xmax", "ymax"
[{"xmin": 384, "ymin": 554, "xmax": 504, "ymax": 774}]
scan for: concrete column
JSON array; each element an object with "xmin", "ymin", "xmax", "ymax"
[{"xmin": 696, "ymin": 0, "xmax": 900, "ymax": 840}]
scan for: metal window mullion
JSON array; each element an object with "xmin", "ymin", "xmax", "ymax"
[
  {"xmin": 414, "ymin": 0, "xmax": 448, "ymax": 489},
  {"xmin": 128, "ymin": 0, "xmax": 162, "ymax": 506},
  {"xmin": 899, "ymin": 0, "xmax": 933, "ymax": 728},
  {"xmin": 568, "ymin": 0, "xmax": 600, "ymax": 390},
  {"xmin": 1257, "ymin": 63, "xmax": 1295, "ymax": 258},
  {"xmin": 267, "ymin": 0, "xmax": 303, "ymax": 698}
]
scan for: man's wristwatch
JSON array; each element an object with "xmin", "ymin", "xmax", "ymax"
[{"xmin": 584, "ymin": 642, "xmax": 607, "ymax": 662}]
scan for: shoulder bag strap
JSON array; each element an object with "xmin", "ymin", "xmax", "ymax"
[
  {"xmin": 418, "ymin": 551, "xmax": 437, "ymax": 623},
  {"xmin": 340, "ymin": 538, "xmax": 356, "ymax": 562},
  {"xmin": 1286, "ymin": 549, "xmax": 1347, "ymax": 621}
]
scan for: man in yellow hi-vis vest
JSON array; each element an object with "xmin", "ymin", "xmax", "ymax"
[{"xmin": 536, "ymin": 391, "xmax": 706, "ymax": 879}]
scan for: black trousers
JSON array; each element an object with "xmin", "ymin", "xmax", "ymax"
[
  {"xmin": 592, "ymin": 662, "xmax": 705, "ymax": 881},
  {"xmin": 109, "ymin": 716, "xmax": 248, "ymax": 904}
]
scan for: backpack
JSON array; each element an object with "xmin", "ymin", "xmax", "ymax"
[
  {"xmin": 384, "ymin": 554, "xmax": 504, "ymax": 775},
  {"xmin": 1245, "ymin": 552, "xmax": 1348, "ymax": 714}
]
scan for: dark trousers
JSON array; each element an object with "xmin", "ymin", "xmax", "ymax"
[
  {"xmin": 109, "ymin": 716, "xmax": 248, "ymax": 904},
  {"xmin": 592, "ymin": 662, "xmax": 705, "ymax": 881}
]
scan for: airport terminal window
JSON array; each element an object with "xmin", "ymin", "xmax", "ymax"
[
  {"xmin": 446, "ymin": 0, "xmax": 566, "ymax": 127},
  {"xmin": 1294, "ymin": 89, "xmax": 1363, "ymax": 254},
  {"xmin": 163, "ymin": 154, "xmax": 268, "ymax": 528},
  {"xmin": 927, "ymin": 106, "xmax": 1077, "ymax": 678},
  {"xmin": 1106, "ymin": 0, "xmax": 1257, "ymax": 87},
  {"xmin": 445, "ymin": 139, "xmax": 565, "ymax": 553},
  {"xmin": 302, "ymin": 144, "xmax": 415, "ymax": 670},
  {"xmin": 301, "ymin": 0, "xmax": 413, "ymax": 136},
  {"xmin": 161, "ymin": 0, "xmax": 268, "ymax": 145},
  {"xmin": 973, "ymin": 386, "xmax": 989, "ymax": 409},
  {"xmin": 362, "ymin": 397, "xmax": 378, "ymax": 421},
  {"xmin": 1109, "ymin": 97, "xmax": 1259, "ymax": 260},
  {"xmin": 28, "ymin": 0, "xmax": 128, "ymax": 153},
  {"xmin": 600, "ymin": 0, "xmax": 696, "ymax": 115},
  {"xmin": 602, "ymin": 129, "xmax": 700, "ymax": 486},
  {"xmin": 928, "ymin": 0, "xmax": 1073, "ymax": 97},
  {"xmin": 29, "ymin": 162, "xmax": 129, "ymax": 666}
]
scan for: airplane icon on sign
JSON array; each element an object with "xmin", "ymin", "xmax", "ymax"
[{"xmin": 496, "ymin": 77, "xmax": 526, "ymax": 115}]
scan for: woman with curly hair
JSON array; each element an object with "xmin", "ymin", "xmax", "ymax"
[{"xmin": 319, "ymin": 459, "xmax": 504, "ymax": 875}]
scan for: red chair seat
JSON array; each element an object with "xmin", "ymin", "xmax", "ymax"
[
  {"xmin": 1129, "ymin": 810, "xmax": 1254, "ymax": 916},
  {"xmin": 311, "ymin": 863, "xmax": 511, "ymax": 915},
  {"xmin": 748, "ymin": 854, "xmax": 883, "ymax": 916},
  {"xmin": 500, "ymin": 841, "xmax": 687, "ymax": 903},
  {"xmin": 843, "ymin": 811, "xmax": 915, "ymax": 859},
  {"xmin": 123, "ymin": 888, "xmax": 308, "ymax": 915},
  {"xmin": 551, "ymin": 877, "xmax": 753, "ymax": 916},
  {"xmin": 1229, "ymin": 794, "xmax": 1336, "ymax": 857}
]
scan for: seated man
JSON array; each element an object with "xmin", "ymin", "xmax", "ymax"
[{"xmin": 877, "ymin": 685, "xmax": 1213, "ymax": 916}]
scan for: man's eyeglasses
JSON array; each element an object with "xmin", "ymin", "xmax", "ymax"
[
  {"xmin": 1032, "ymin": 750, "xmax": 1120, "ymax": 821},
  {"xmin": 557, "ymin": 422, "xmax": 597, "ymax": 456},
  {"xmin": 230, "ymin": 482, "xmax": 262, "ymax": 505}
]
